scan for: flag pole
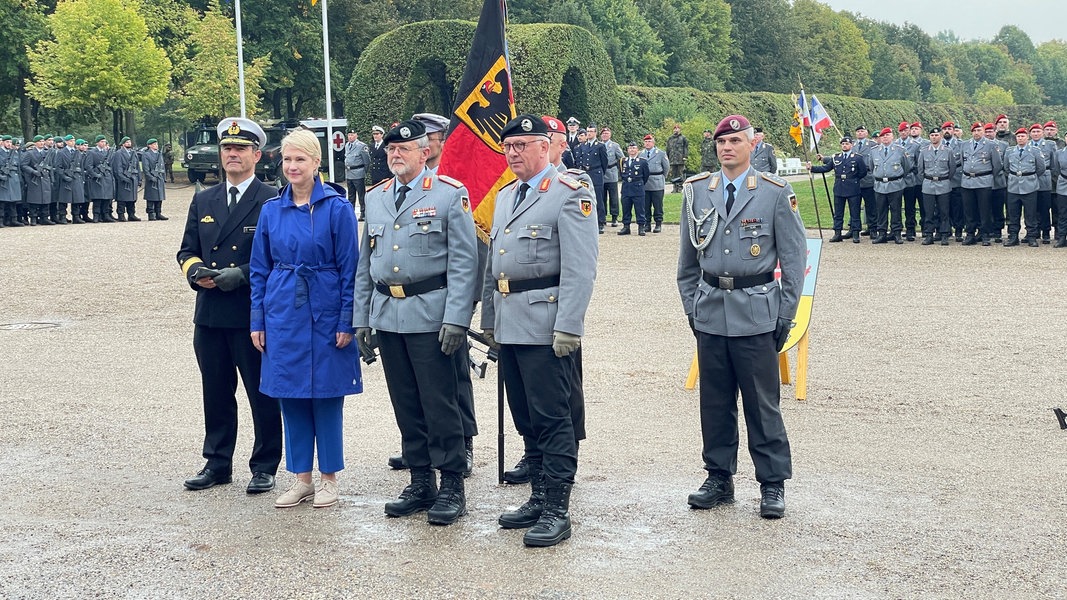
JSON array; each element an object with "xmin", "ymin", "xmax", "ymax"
[
  {"xmin": 320, "ymin": 0, "xmax": 335, "ymax": 183},
  {"xmin": 796, "ymin": 122, "xmax": 825, "ymax": 239},
  {"xmin": 235, "ymin": 0, "xmax": 246, "ymax": 117}
]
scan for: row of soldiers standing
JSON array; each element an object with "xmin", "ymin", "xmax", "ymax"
[{"xmin": 0, "ymin": 133, "xmax": 169, "ymax": 228}]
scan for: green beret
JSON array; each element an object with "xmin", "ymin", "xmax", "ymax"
[
  {"xmin": 1, "ymin": 135, "xmax": 10, "ymax": 141},
  {"xmin": 32, "ymin": 135, "xmax": 44, "ymax": 142},
  {"xmin": 53, "ymin": 136, "xmax": 64, "ymax": 143},
  {"xmin": 146, "ymin": 138, "xmax": 158, "ymax": 145},
  {"xmin": 119, "ymin": 136, "xmax": 131, "ymax": 144},
  {"xmin": 94, "ymin": 135, "xmax": 106, "ymax": 143},
  {"xmin": 75, "ymin": 138, "xmax": 87, "ymax": 145},
  {"xmin": 63, "ymin": 134, "xmax": 74, "ymax": 141}
]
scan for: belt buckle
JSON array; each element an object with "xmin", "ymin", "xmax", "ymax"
[
  {"xmin": 882, "ymin": 177, "xmax": 889, "ymax": 182},
  {"xmin": 497, "ymin": 279, "xmax": 510, "ymax": 294},
  {"xmin": 389, "ymin": 285, "xmax": 406, "ymax": 299},
  {"xmin": 719, "ymin": 276, "xmax": 734, "ymax": 290}
]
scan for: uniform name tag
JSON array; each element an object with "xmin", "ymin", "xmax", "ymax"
[
  {"xmin": 411, "ymin": 207, "xmax": 437, "ymax": 218},
  {"xmin": 243, "ymin": 226, "xmax": 256, "ymax": 234}
]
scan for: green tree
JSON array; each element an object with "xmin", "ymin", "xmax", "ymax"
[
  {"xmin": 974, "ymin": 83, "xmax": 1014, "ymax": 106},
  {"xmin": 178, "ymin": 0, "xmax": 270, "ymax": 120},
  {"xmin": 1034, "ymin": 41, "xmax": 1067, "ymax": 106},
  {"xmin": 639, "ymin": 0, "xmax": 732, "ymax": 91},
  {"xmin": 27, "ymin": 0, "xmax": 171, "ymax": 135},
  {"xmin": 724, "ymin": 0, "xmax": 800, "ymax": 93},
  {"xmin": 791, "ymin": 0, "xmax": 871, "ymax": 96},
  {"xmin": 992, "ymin": 25, "xmax": 1036, "ymax": 64},
  {"xmin": 0, "ymin": 0, "xmax": 48, "ymax": 137}
]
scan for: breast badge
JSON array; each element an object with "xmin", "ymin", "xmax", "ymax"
[{"xmin": 750, "ymin": 243, "xmax": 761, "ymax": 257}]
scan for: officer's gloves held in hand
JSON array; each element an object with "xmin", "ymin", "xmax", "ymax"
[
  {"xmin": 774, "ymin": 317, "xmax": 794, "ymax": 353},
  {"xmin": 355, "ymin": 328, "xmax": 374, "ymax": 359},
  {"xmin": 439, "ymin": 324, "xmax": 466, "ymax": 356},
  {"xmin": 211, "ymin": 267, "xmax": 246, "ymax": 292},
  {"xmin": 552, "ymin": 331, "xmax": 581, "ymax": 357},
  {"xmin": 481, "ymin": 329, "xmax": 499, "ymax": 350}
]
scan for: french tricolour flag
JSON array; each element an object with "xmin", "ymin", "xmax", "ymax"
[{"xmin": 809, "ymin": 94, "xmax": 834, "ymax": 148}]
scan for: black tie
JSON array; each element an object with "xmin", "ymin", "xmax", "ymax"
[
  {"xmin": 726, "ymin": 182, "xmax": 736, "ymax": 215},
  {"xmin": 974, "ymin": 141, "xmax": 978, "ymax": 151},
  {"xmin": 516, "ymin": 183, "xmax": 530, "ymax": 207},
  {"xmin": 228, "ymin": 186, "xmax": 239, "ymax": 213},
  {"xmin": 395, "ymin": 185, "xmax": 410, "ymax": 211}
]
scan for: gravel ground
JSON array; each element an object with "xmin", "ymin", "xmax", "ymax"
[{"xmin": 1, "ymin": 183, "xmax": 1065, "ymax": 599}]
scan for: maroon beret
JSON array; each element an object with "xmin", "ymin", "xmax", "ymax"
[
  {"xmin": 971, "ymin": 122, "xmax": 984, "ymax": 131},
  {"xmin": 1015, "ymin": 128, "xmax": 1028, "ymax": 135},
  {"xmin": 878, "ymin": 127, "xmax": 893, "ymax": 136},
  {"xmin": 995, "ymin": 114, "xmax": 1008, "ymax": 123},
  {"xmin": 898, "ymin": 122, "xmax": 909, "ymax": 132},
  {"xmin": 1045, "ymin": 121, "xmax": 1057, "ymax": 128},
  {"xmin": 542, "ymin": 115, "xmax": 564, "ymax": 133},
  {"xmin": 713, "ymin": 114, "xmax": 752, "ymax": 140}
]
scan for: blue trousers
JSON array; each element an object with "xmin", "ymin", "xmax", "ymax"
[{"xmin": 279, "ymin": 396, "xmax": 345, "ymax": 474}]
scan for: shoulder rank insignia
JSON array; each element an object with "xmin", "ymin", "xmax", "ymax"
[
  {"xmin": 746, "ymin": 175, "xmax": 757, "ymax": 190},
  {"xmin": 461, "ymin": 196, "xmax": 470, "ymax": 212},
  {"xmin": 422, "ymin": 176, "xmax": 433, "ymax": 190},
  {"xmin": 708, "ymin": 175, "xmax": 720, "ymax": 190},
  {"xmin": 368, "ymin": 178, "xmax": 391, "ymax": 192},
  {"xmin": 760, "ymin": 172, "xmax": 786, "ymax": 187},
  {"xmin": 789, "ymin": 194, "xmax": 798, "ymax": 212},
  {"xmin": 437, "ymin": 174, "xmax": 464, "ymax": 189},
  {"xmin": 579, "ymin": 197, "xmax": 592, "ymax": 217},
  {"xmin": 200, "ymin": 215, "xmax": 215, "ymax": 223},
  {"xmin": 558, "ymin": 175, "xmax": 583, "ymax": 191},
  {"xmin": 685, "ymin": 172, "xmax": 710, "ymax": 184}
]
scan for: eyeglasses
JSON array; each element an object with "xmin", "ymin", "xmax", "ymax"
[
  {"xmin": 386, "ymin": 145, "xmax": 417, "ymax": 155},
  {"xmin": 502, "ymin": 141, "xmax": 533, "ymax": 153}
]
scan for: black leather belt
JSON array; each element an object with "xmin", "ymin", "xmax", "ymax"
[
  {"xmin": 649, "ymin": 171, "xmax": 664, "ymax": 176},
  {"xmin": 496, "ymin": 274, "xmax": 560, "ymax": 294},
  {"xmin": 878, "ymin": 175, "xmax": 903, "ymax": 182},
  {"xmin": 923, "ymin": 175, "xmax": 948, "ymax": 181},
  {"xmin": 1011, "ymin": 171, "xmax": 1036, "ymax": 177},
  {"xmin": 375, "ymin": 273, "xmax": 447, "ymax": 299},
  {"xmin": 702, "ymin": 271, "xmax": 774, "ymax": 291},
  {"xmin": 965, "ymin": 171, "xmax": 993, "ymax": 177}
]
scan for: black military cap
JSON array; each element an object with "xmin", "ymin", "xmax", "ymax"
[
  {"xmin": 839, "ymin": 135, "xmax": 853, "ymax": 143},
  {"xmin": 929, "ymin": 127, "xmax": 942, "ymax": 134},
  {"xmin": 501, "ymin": 114, "xmax": 550, "ymax": 140},
  {"xmin": 566, "ymin": 117, "xmax": 580, "ymax": 125},
  {"xmin": 382, "ymin": 119, "xmax": 426, "ymax": 145},
  {"xmin": 855, "ymin": 125, "xmax": 867, "ymax": 132},
  {"xmin": 627, "ymin": 141, "xmax": 637, "ymax": 147},
  {"xmin": 753, "ymin": 127, "xmax": 763, "ymax": 133}
]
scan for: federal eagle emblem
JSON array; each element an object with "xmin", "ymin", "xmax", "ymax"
[{"xmin": 454, "ymin": 56, "xmax": 516, "ymax": 153}]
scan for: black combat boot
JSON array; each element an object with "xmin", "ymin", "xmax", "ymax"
[
  {"xmin": 962, "ymin": 234, "xmax": 976, "ymax": 246},
  {"xmin": 1027, "ymin": 236, "xmax": 1039, "ymax": 247},
  {"xmin": 101, "ymin": 201, "xmax": 116, "ymax": 223},
  {"xmin": 851, "ymin": 230, "xmax": 861, "ymax": 243},
  {"xmin": 829, "ymin": 230, "xmax": 843, "ymax": 242},
  {"xmin": 116, "ymin": 202, "xmax": 127, "ymax": 222},
  {"xmin": 940, "ymin": 232, "xmax": 950, "ymax": 246},
  {"xmin": 1054, "ymin": 236, "xmax": 1067, "ymax": 248},
  {"xmin": 1042, "ymin": 230, "xmax": 1051, "ymax": 244},
  {"xmin": 146, "ymin": 202, "xmax": 157, "ymax": 221},
  {"xmin": 617, "ymin": 225, "xmax": 631, "ymax": 235},
  {"xmin": 37, "ymin": 207, "xmax": 53, "ymax": 225},
  {"xmin": 463, "ymin": 436, "xmax": 474, "ymax": 479},
  {"xmin": 499, "ymin": 461, "xmax": 544, "ymax": 529},
  {"xmin": 126, "ymin": 202, "xmax": 141, "ymax": 221},
  {"xmin": 522, "ymin": 478, "xmax": 573, "ymax": 547},
  {"xmin": 1004, "ymin": 234, "xmax": 1019, "ymax": 247},
  {"xmin": 921, "ymin": 235, "xmax": 933, "ymax": 245},
  {"xmin": 687, "ymin": 472, "xmax": 735, "ymax": 509},
  {"xmin": 71, "ymin": 205, "xmax": 84, "ymax": 224},
  {"xmin": 893, "ymin": 231, "xmax": 904, "ymax": 244},
  {"xmin": 384, "ymin": 468, "xmax": 437, "ymax": 517},
  {"xmin": 871, "ymin": 231, "xmax": 887, "ymax": 244},
  {"xmin": 155, "ymin": 202, "xmax": 168, "ymax": 220},
  {"xmin": 503, "ymin": 455, "xmax": 531, "ymax": 484},
  {"xmin": 55, "ymin": 203, "xmax": 69, "ymax": 224},
  {"xmin": 759, "ymin": 483, "xmax": 786, "ymax": 519},
  {"xmin": 427, "ymin": 472, "xmax": 466, "ymax": 525}
]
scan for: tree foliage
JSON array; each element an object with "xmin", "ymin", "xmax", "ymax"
[
  {"xmin": 1033, "ymin": 41, "xmax": 1067, "ymax": 106},
  {"xmin": 792, "ymin": 0, "xmax": 871, "ymax": 97},
  {"xmin": 27, "ymin": 0, "xmax": 171, "ymax": 111}
]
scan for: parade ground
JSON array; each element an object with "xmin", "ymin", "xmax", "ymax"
[{"xmin": 1, "ymin": 182, "xmax": 1064, "ymax": 599}]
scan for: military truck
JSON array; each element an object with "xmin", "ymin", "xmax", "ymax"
[{"xmin": 180, "ymin": 124, "xmax": 218, "ymax": 183}]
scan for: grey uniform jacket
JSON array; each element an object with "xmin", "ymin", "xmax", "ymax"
[
  {"xmin": 641, "ymin": 147, "xmax": 670, "ymax": 192},
  {"xmin": 85, "ymin": 147, "xmax": 115, "ymax": 200},
  {"xmin": 481, "ymin": 167, "xmax": 599, "ymax": 345},
  {"xmin": 1033, "ymin": 141, "xmax": 1056, "ymax": 191},
  {"xmin": 902, "ymin": 138, "xmax": 926, "ymax": 187},
  {"xmin": 354, "ymin": 168, "xmax": 479, "ymax": 334},
  {"xmin": 677, "ymin": 168, "xmax": 806, "ymax": 337},
  {"xmin": 960, "ymin": 138, "xmax": 1002, "ymax": 189},
  {"xmin": 20, "ymin": 148, "xmax": 51, "ymax": 205},
  {"xmin": 1055, "ymin": 147, "xmax": 1067, "ymax": 192},
  {"xmin": 555, "ymin": 163, "xmax": 594, "ymax": 189},
  {"xmin": 53, "ymin": 147, "xmax": 84, "ymax": 204},
  {"xmin": 0, "ymin": 148, "xmax": 21, "ymax": 202},
  {"xmin": 751, "ymin": 142, "xmax": 777, "ymax": 174},
  {"xmin": 601, "ymin": 140, "xmax": 624, "ymax": 183},
  {"xmin": 141, "ymin": 149, "xmax": 166, "ymax": 201},
  {"xmin": 1003, "ymin": 146, "xmax": 1045, "ymax": 195},
  {"xmin": 110, "ymin": 148, "xmax": 139, "ymax": 202},
  {"xmin": 944, "ymin": 138, "xmax": 963, "ymax": 187},
  {"xmin": 916, "ymin": 144, "xmax": 957, "ymax": 195},
  {"xmin": 852, "ymin": 138, "xmax": 876, "ymax": 188},
  {"xmin": 868, "ymin": 144, "xmax": 911, "ymax": 194},
  {"xmin": 344, "ymin": 141, "xmax": 370, "ymax": 180},
  {"xmin": 992, "ymin": 140, "xmax": 1009, "ymax": 190}
]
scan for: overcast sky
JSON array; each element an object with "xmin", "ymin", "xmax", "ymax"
[{"xmin": 820, "ymin": 0, "xmax": 1063, "ymax": 44}]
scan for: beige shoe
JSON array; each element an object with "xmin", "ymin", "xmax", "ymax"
[
  {"xmin": 274, "ymin": 480, "xmax": 315, "ymax": 508},
  {"xmin": 313, "ymin": 479, "xmax": 339, "ymax": 508}
]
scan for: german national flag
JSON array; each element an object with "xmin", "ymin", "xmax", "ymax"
[{"xmin": 437, "ymin": 0, "xmax": 516, "ymax": 242}]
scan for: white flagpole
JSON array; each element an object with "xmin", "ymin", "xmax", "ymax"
[
  {"xmin": 321, "ymin": 0, "xmax": 335, "ymax": 182},
  {"xmin": 235, "ymin": 0, "xmax": 246, "ymax": 117}
]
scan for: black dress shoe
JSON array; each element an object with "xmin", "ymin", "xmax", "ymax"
[
  {"xmin": 1027, "ymin": 237, "xmax": 1040, "ymax": 247},
  {"xmin": 638, "ymin": 228, "xmax": 646, "ymax": 237},
  {"xmin": 893, "ymin": 233, "xmax": 904, "ymax": 244},
  {"xmin": 184, "ymin": 467, "xmax": 232, "ymax": 491},
  {"xmin": 463, "ymin": 437, "xmax": 474, "ymax": 478},
  {"xmin": 921, "ymin": 236, "xmax": 933, "ymax": 245},
  {"xmin": 871, "ymin": 234, "xmax": 887, "ymax": 244},
  {"xmin": 687, "ymin": 474, "xmax": 734, "ymax": 509},
  {"xmin": 860, "ymin": 229, "xmax": 871, "ymax": 236},
  {"xmin": 388, "ymin": 452, "xmax": 408, "ymax": 470},
  {"xmin": 829, "ymin": 232, "xmax": 843, "ymax": 243},
  {"xmin": 503, "ymin": 457, "xmax": 531, "ymax": 484},
  {"xmin": 1054, "ymin": 238, "xmax": 1067, "ymax": 248},
  {"xmin": 906, "ymin": 234, "xmax": 915, "ymax": 242},
  {"xmin": 759, "ymin": 483, "xmax": 785, "ymax": 519},
  {"xmin": 246, "ymin": 472, "xmax": 276, "ymax": 494},
  {"xmin": 598, "ymin": 225, "xmax": 605, "ymax": 234},
  {"xmin": 617, "ymin": 226, "xmax": 631, "ymax": 235},
  {"xmin": 652, "ymin": 223, "xmax": 662, "ymax": 233}
]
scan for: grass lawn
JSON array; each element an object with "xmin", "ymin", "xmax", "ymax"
[{"xmin": 662, "ymin": 174, "xmax": 841, "ymax": 229}]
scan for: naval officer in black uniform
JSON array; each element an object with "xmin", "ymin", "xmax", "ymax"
[{"xmin": 177, "ymin": 117, "xmax": 282, "ymax": 494}]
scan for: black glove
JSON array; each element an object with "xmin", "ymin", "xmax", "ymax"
[
  {"xmin": 439, "ymin": 324, "xmax": 466, "ymax": 356},
  {"xmin": 687, "ymin": 314, "xmax": 696, "ymax": 335},
  {"xmin": 773, "ymin": 317, "xmax": 793, "ymax": 353},
  {"xmin": 355, "ymin": 328, "xmax": 375, "ymax": 360},
  {"xmin": 211, "ymin": 267, "xmax": 246, "ymax": 292},
  {"xmin": 482, "ymin": 328, "xmax": 500, "ymax": 350}
]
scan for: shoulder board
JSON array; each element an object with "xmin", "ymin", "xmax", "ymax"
[
  {"xmin": 501, "ymin": 179, "xmax": 518, "ymax": 190},
  {"xmin": 367, "ymin": 178, "xmax": 391, "ymax": 192},
  {"xmin": 558, "ymin": 174, "xmax": 582, "ymax": 190},
  {"xmin": 436, "ymin": 174, "xmax": 464, "ymax": 189},
  {"xmin": 565, "ymin": 167, "xmax": 586, "ymax": 175},
  {"xmin": 684, "ymin": 172, "xmax": 710, "ymax": 184},
  {"xmin": 760, "ymin": 172, "xmax": 786, "ymax": 187}
]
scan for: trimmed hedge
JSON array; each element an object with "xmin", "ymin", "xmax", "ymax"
[{"xmin": 345, "ymin": 21, "xmax": 624, "ymax": 134}]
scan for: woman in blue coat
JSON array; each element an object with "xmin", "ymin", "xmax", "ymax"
[{"xmin": 250, "ymin": 129, "xmax": 361, "ymax": 509}]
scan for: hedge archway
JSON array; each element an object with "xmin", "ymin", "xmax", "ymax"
[{"xmin": 345, "ymin": 20, "xmax": 623, "ymax": 134}]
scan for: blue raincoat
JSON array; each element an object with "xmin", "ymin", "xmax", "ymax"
[{"xmin": 250, "ymin": 179, "xmax": 362, "ymax": 398}]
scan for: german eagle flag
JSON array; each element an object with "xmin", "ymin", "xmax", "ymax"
[{"xmin": 437, "ymin": 0, "xmax": 516, "ymax": 242}]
